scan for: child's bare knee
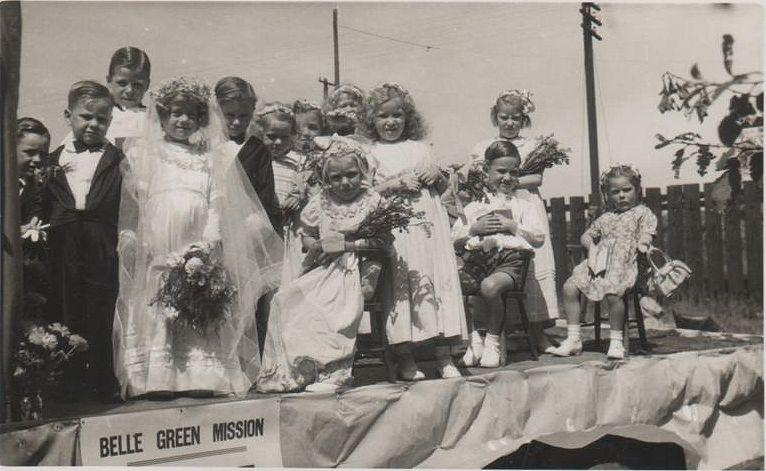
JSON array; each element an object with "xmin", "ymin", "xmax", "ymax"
[
  {"xmin": 480, "ymin": 274, "xmax": 513, "ymax": 299},
  {"xmin": 563, "ymin": 279, "xmax": 579, "ymax": 299}
]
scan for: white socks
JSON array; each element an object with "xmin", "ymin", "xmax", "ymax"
[
  {"xmin": 485, "ymin": 333, "xmax": 500, "ymax": 347},
  {"xmin": 567, "ymin": 324, "xmax": 582, "ymax": 342}
]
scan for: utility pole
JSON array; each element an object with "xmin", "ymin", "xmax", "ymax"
[
  {"xmin": 580, "ymin": 2, "xmax": 602, "ymax": 196},
  {"xmin": 318, "ymin": 77, "xmax": 333, "ymax": 101},
  {"xmin": 333, "ymin": 8, "xmax": 340, "ymax": 87}
]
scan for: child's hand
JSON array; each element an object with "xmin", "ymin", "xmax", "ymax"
[
  {"xmin": 637, "ymin": 241, "xmax": 650, "ymax": 253},
  {"xmin": 470, "ymin": 215, "xmax": 502, "ymax": 236},
  {"xmin": 493, "ymin": 214, "xmax": 517, "ymax": 234},
  {"xmin": 283, "ymin": 195, "xmax": 302, "ymax": 213},
  {"xmin": 20, "ymin": 217, "xmax": 50, "ymax": 243},
  {"xmin": 415, "ymin": 165, "xmax": 443, "ymax": 187},
  {"xmin": 398, "ymin": 173, "xmax": 421, "ymax": 193}
]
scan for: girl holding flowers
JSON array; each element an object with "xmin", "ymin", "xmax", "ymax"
[
  {"xmin": 365, "ymin": 83, "xmax": 467, "ymax": 380},
  {"xmin": 114, "ymin": 77, "xmax": 282, "ymax": 399},
  {"xmin": 465, "ymin": 90, "xmax": 566, "ymax": 355},
  {"xmin": 257, "ymin": 136, "xmax": 389, "ymax": 393}
]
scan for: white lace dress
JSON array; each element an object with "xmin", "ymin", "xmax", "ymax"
[{"xmin": 117, "ymin": 141, "xmax": 251, "ymax": 397}]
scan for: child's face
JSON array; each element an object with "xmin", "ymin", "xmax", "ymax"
[
  {"xmin": 374, "ymin": 98, "xmax": 406, "ymax": 142},
  {"xmin": 325, "ymin": 154, "xmax": 363, "ymax": 203},
  {"xmin": 327, "ymin": 92, "xmax": 361, "ymax": 135},
  {"xmin": 16, "ymin": 133, "xmax": 49, "ymax": 178},
  {"xmin": 107, "ymin": 67, "xmax": 149, "ymax": 110},
  {"xmin": 606, "ymin": 176, "xmax": 638, "ymax": 211},
  {"xmin": 65, "ymin": 97, "xmax": 113, "ymax": 146},
  {"xmin": 161, "ymin": 100, "xmax": 202, "ymax": 144},
  {"xmin": 262, "ymin": 115, "xmax": 293, "ymax": 158},
  {"xmin": 219, "ymin": 99, "xmax": 253, "ymax": 141},
  {"xmin": 294, "ymin": 110, "xmax": 323, "ymax": 152},
  {"xmin": 494, "ymin": 103, "xmax": 525, "ymax": 139},
  {"xmin": 485, "ymin": 156, "xmax": 520, "ymax": 195}
]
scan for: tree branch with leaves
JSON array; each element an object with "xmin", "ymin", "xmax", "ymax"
[{"xmin": 656, "ymin": 34, "xmax": 763, "ymax": 205}]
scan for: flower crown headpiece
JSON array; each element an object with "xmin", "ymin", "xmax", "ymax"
[
  {"xmin": 332, "ymin": 84, "xmax": 365, "ymax": 101},
  {"xmin": 496, "ymin": 89, "xmax": 535, "ymax": 115},
  {"xmin": 376, "ymin": 82, "xmax": 410, "ymax": 99},
  {"xmin": 319, "ymin": 134, "xmax": 369, "ymax": 161},
  {"xmin": 255, "ymin": 102, "xmax": 294, "ymax": 119},
  {"xmin": 600, "ymin": 162, "xmax": 642, "ymax": 188},
  {"xmin": 293, "ymin": 99, "xmax": 322, "ymax": 113},
  {"xmin": 151, "ymin": 77, "xmax": 211, "ymax": 104}
]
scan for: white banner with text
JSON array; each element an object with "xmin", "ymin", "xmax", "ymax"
[{"xmin": 80, "ymin": 398, "xmax": 282, "ymax": 467}]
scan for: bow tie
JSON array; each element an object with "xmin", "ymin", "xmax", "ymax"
[
  {"xmin": 73, "ymin": 140, "xmax": 104, "ymax": 154},
  {"xmin": 232, "ymin": 135, "xmax": 246, "ymax": 145}
]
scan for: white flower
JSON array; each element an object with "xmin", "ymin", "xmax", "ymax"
[
  {"xmin": 13, "ymin": 366, "xmax": 25, "ymax": 377},
  {"xmin": 162, "ymin": 307, "xmax": 179, "ymax": 321},
  {"xmin": 41, "ymin": 333, "xmax": 58, "ymax": 350},
  {"xmin": 68, "ymin": 334, "xmax": 89, "ymax": 352},
  {"xmin": 27, "ymin": 326, "xmax": 48, "ymax": 346},
  {"xmin": 185, "ymin": 257, "xmax": 204, "ymax": 275},
  {"xmin": 165, "ymin": 254, "xmax": 185, "ymax": 267},
  {"xmin": 48, "ymin": 323, "xmax": 71, "ymax": 337}
]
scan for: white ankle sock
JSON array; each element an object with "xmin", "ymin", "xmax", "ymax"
[
  {"xmin": 610, "ymin": 330, "xmax": 623, "ymax": 342},
  {"xmin": 567, "ymin": 324, "xmax": 581, "ymax": 341},
  {"xmin": 470, "ymin": 331, "xmax": 483, "ymax": 345},
  {"xmin": 485, "ymin": 333, "xmax": 500, "ymax": 346}
]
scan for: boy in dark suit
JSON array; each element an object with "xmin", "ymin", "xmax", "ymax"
[{"xmin": 40, "ymin": 81, "xmax": 123, "ymax": 402}]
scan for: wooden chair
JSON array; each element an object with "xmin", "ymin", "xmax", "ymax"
[
  {"xmin": 500, "ymin": 251, "xmax": 538, "ymax": 360},
  {"xmin": 353, "ymin": 248, "xmax": 398, "ymax": 382},
  {"xmin": 463, "ymin": 250, "xmax": 538, "ymax": 362},
  {"xmin": 567, "ymin": 244, "xmax": 649, "ymax": 355}
]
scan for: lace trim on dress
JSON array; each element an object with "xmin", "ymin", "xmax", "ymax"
[{"xmin": 159, "ymin": 142, "xmax": 212, "ymax": 172}]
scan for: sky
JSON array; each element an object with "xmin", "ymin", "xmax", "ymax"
[{"xmin": 17, "ymin": 1, "xmax": 763, "ymax": 198}]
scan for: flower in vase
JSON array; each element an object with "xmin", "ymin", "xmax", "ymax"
[
  {"xmin": 41, "ymin": 333, "xmax": 58, "ymax": 351},
  {"xmin": 67, "ymin": 334, "xmax": 89, "ymax": 352},
  {"xmin": 48, "ymin": 323, "xmax": 71, "ymax": 337},
  {"xmin": 27, "ymin": 326, "xmax": 49, "ymax": 346}
]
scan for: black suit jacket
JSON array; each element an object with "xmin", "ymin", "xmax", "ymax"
[
  {"xmin": 20, "ymin": 177, "xmax": 42, "ymax": 224},
  {"xmin": 41, "ymin": 143, "xmax": 124, "ymax": 229},
  {"xmin": 237, "ymin": 136, "xmax": 283, "ymax": 232}
]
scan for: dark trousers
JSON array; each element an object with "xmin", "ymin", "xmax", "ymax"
[{"xmin": 48, "ymin": 221, "xmax": 118, "ymax": 399}]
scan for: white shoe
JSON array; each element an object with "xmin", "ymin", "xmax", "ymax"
[
  {"xmin": 305, "ymin": 382, "xmax": 341, "ymax": 392},
  {"xmin": 479, "ymin": 342, "xmax": 502, "ymax": 368},
  {"xmin": 549, "ymin": 337, "xmax": 583, "ymax": 357},
  {"xmin": 460, "ymin": 339, "xmax": 485, "ymax": 366},
  {"xmin": 438, "ymin": 362, "xmax": 462, "ymax": 379},
  {"xmin": 607, "ymin": 341, "xmax": 626, "ymax": 360}
]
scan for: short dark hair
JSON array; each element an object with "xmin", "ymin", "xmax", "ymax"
[
  {"xmin": 215, "ymin": 76, "xmax": 257, "ymax": 108},
  {"xmin": 17, "ymin": 117, "xmax": 50, "ymax": 140},
  {"xmin": 484, "ymin": 140, "xmax": 521, "ymax": 164},
  {"xmin": 67, "ymin": 80, "xmax": 114, "ymax": 109},
  {"xmin": 108, "ymin": 46, "xmax": 151, "ymax": 79}
]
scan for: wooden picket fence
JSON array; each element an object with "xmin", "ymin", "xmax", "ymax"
[{"xmin": 546, "ymin": 181, "xmax": 763, "ymax": 301}]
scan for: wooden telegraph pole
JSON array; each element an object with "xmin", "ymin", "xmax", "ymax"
[
  {"xmin": 580, "ymin": 2, "xmax": 602, "ymax": 196},
  {"xmin": 318, "ymin": 8, "xmax": 341, "ymax": 101}
]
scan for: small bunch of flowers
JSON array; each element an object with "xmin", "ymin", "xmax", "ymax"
[
  {"xmin": 13, "ymin": 323, "xmax": 88, "ymax": 389},
  {"xmin": 353, "ymin": 195, "xmax": 428, "ymax": 240},
  {"xmin": 520, "ymin": 134, "xmax": 571, "ymax": 176},
  {"xmin": 33, "ymin": 162, "xmax": 72, "ymax": 185},
  {"xmin": 457, "ymin": 162, "xmax": 492, "ymax": 204},
  {"xmin": 151, "ymin": 242, "xmax": 237, "ymax": 336}
]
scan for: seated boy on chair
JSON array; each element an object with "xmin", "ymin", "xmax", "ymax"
[{"xmin": 451, "ymin": 140, "xmax": 545, "ymax": 368}]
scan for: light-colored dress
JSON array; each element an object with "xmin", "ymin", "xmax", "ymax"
[
  {"xmin": 570, "ymin": 204, "xmax": 657, "ymax": 301},
  {"xmin": 256, "ymin": 189, "xmax": 381, "ymax": 392},
  {"xmin": 469, "ymin": 136, "xmax": 560, "ymax": 322},
  {"xmin": 273, "ymin": 150, "xmax": 307, "ymax": 283},
  {"xmin": 371, "ymin": 140, "xmax": 467, "ymax": 344},
  {"xmin": 118, "ymin": 141, "xmax": 250, "ymax": 397}
]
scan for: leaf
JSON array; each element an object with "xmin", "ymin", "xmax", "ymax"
[
  {"xmin": 718, "ymin": 114, "xmax": 742, "ymax": 146},
  {"xmin": 654, "ymin": 140, "xmax": 673, "ymax": 150},
  {"xmin": 690, "ymin": 63, "xmax": 702, "ymax": 80},
  {"xmin": 715, "ymin": 147, "xmax": 738, "ymax": 171}
]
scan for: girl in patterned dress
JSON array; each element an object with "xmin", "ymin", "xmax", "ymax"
[{"xmin": 550, "ymin": 164, "xmax": 656, "ymax": 360}]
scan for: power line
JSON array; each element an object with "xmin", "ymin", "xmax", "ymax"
[{"xmin": 339, "ymin": 24, "xmax": 439, "ymax": 52}]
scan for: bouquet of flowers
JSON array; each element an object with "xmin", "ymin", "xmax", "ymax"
[
  {"xmin": 520, "ymin": 134, "xmax": 571, "ymax": 176},
  {"xmin": 354, "ymin": 195, "xmax": 428, "ymax": 240},
  {"xmin": 13, "ymin": 323, "xmax": 88, "ymax": 390},
  {"xmin": 457, "ymin": 162, "xmax": 492, "ymax": 204},
  {"xmin": 151, "ymin": 242, "xmax": 237, "ymax": 336}
]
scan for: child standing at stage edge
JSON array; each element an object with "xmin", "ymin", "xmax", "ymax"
[
  {"xmin": 452, "ymin": 141, "xmax": 545, "ymax": 367},
  {"xmin": 551, "ymin": 164, "xmax": 656, "ymax": 360},
  {"xmin": 41, "ymin": 81, "xmax": 123, "ymax": 402},
  {"xmin": 325, "ymin": 84, "xmax": 366, "ymax": 138},
  {"xmin": 105, "ymin": 47, "xmax": 151, "ymax": 149},
  {"xmin": 365, "ymin": 83, "xmax": 467, "ymax": 380}
]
